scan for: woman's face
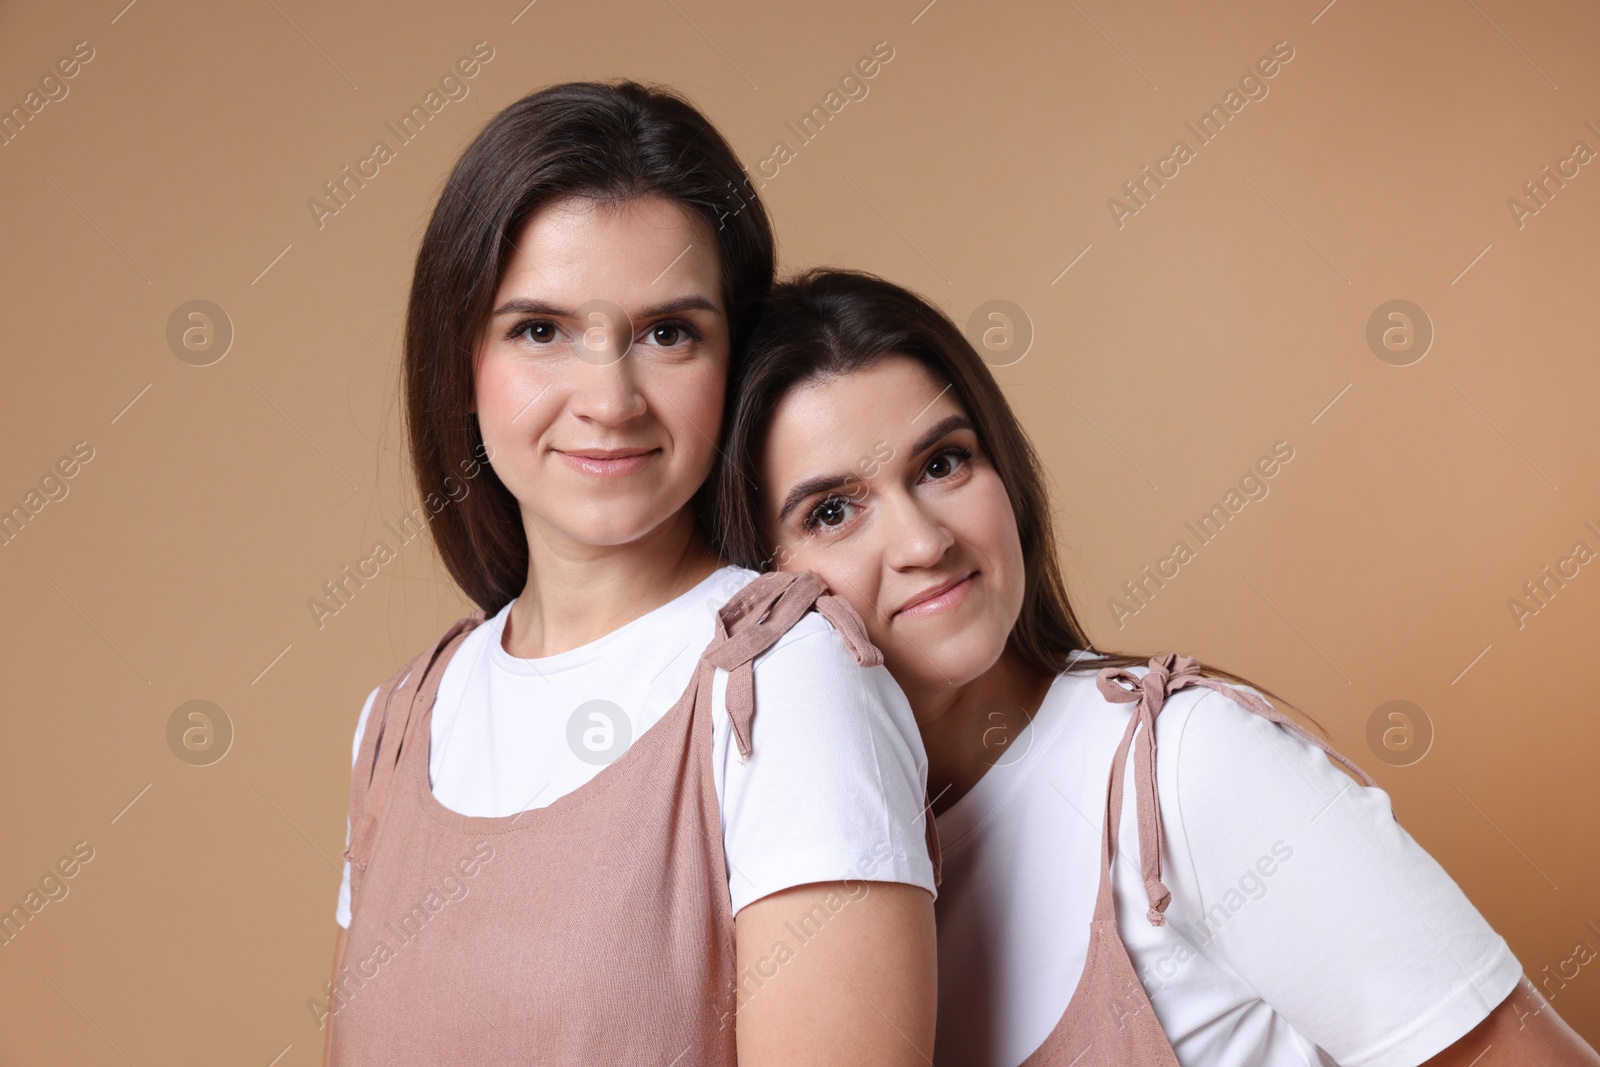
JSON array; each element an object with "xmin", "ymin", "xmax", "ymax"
[
  {"xmin": 760, "ymin": 356, "xmax": 1026, "ymax": 703},
  {"xmin": 474, "ymin": 195, "xmax": 728, "ymax": 550}
]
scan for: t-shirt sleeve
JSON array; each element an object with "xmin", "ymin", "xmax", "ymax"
[
  {"xmin": 1164, "ymin": 687, "xmax": 1522, "ymax": 1067},
  {"xmin": 334, "ymin": 685, "xmax": 382, "ymax": 929},
  {"xmin": 711, "ymin": 615, "xmax": 937, "ymax": 916}
]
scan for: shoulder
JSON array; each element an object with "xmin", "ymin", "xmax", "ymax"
[
  {"xmin": 1141, "ymin": 672, "xmax": 1369, "ymax": 841},
  {"xmin": 745, "ymin": 606, "xmax": 918, "ymax": 741},
  {"xmin": 1160, "ymin": 679, "xmax": 1351, "ymax": 799},
  {"xmin": 1039, "ymin": 662, "xmax": 1230, "ymax": 781},
  {"xmin": 350, "ymin": 610, "xmax": 488, "ymax": 752},
  {"xmin": 1042, "ymin": 653, "xmax": 1326, "ymax": 781},
  {"xmin": 761, "ymin": 607, "xmax": 849, "ymax": 657},
  {"xmin": 696, "ymin": 569, "xmax": 867, "ymax": 674},
  {"xmin": 698, "ymin": 565, "xmax": 762, "ymax": 613},
  {"xmin": 1050, "ymin": 659, "xmax": 1360, "ymax": 838},
  {"xmin": 1149, "ymin": 676, "xmax": 1401, "ymax": 906},
  {"xmin": 752, "ymin": 608, "xmax": 891, "ymax": 695},
  {"xmin": 1048, "ymin": 658, "xmax": 1232, "ymax": 753}
]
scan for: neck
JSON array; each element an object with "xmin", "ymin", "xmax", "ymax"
[
  {"xmin": 505, "ymin": 506, "xmax": 723, "ymax": 659},
  {"xmin": 905, "ymin": 648, "xmax": 1056, "ymax": 817}
]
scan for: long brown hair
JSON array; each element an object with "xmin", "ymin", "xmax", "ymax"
[
  {"xmin": 404, "ymin": 80, "xmax": 775, "ymax": 614},
  {"xmin": 713, "ymin": 268, "xmax": 1313, "ymax": 718}
]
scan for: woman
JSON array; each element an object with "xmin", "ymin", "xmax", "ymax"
[
  {"xmin": 713, "ymin": 268, "xmax": 1599, "ymax": 1066},
  {"xmin": 324, "ymin": 90, "xmax": 940, "ymax": 1066}
]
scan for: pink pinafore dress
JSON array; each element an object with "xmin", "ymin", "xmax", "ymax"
[
  {"xmin": 330, "ymin": 570, "xmax": 942, "ymax": 1065},
  {"xmin": 1018, "ymin": 653, "xmax": 1378, "ymax": 1065}
]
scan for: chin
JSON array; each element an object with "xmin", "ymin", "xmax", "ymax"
[
  {"xmin": 891, "ymin": 629, "xmax": 1007, "ymax": 693},
  {"xmin": 556, "ymin": 499, "xmax": 690, "ymax": 548},
  {"xmin": 561, "ymin": 518, "xmax": 667, "ymax": 548}
]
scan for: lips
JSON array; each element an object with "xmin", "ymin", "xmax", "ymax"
[
  {"xmin": 555, "ymin": 447, "xmax": 658, "ymax": 478},
  {"xmin": 893, "ymin": 571, "xmax": 977, "ymax": 619}
]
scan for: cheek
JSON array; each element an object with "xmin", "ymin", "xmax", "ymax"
[
  {"xmin": 473, "ymin": 360, "xmax": 567, "ymax": 500},
  {"xmin": 659, "ymin": 362, "xmax": 725, "ymax": 436},
  {"xmin": 779, "ymin": 539, "xmax": 886, "ymax": 647},
  {"xmin": 476, "ymin": 356, "xmax": 558, "ymax": 434},
  {"xmin": 964, "ymin": 475, "xmax": 1026, "ymax": 593},
  {"xmin": 646, "ymin": 362, "xmax": 725, "ymax": 469}
]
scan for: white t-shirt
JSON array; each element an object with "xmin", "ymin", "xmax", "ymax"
[
  {"xmin": 934, "ymin": 662, "xmax": 1521, "ymax": 1067},
  {"xmin": 335, "ymin": 566, "xmax": 936, "ymax": 927}
]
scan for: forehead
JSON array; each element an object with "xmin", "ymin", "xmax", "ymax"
[
  {"xmin": 495, "ymin": 195, "xmax": 722, "ymax": 307},
  {"xmin": 763, "ymin": 356, "xmax": 962, "ymax": 475}
]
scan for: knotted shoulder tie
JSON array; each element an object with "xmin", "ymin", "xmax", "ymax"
[
  {"xmin": 703, "ymin": 570, "xmax": 881, "ymax": 762},
  {"xmin": 1096, "ymin": 653, "xmax": 1379, "ymax": 926},
  {"xmin": 696, "ymin": 570, "xmax": 941, "ymax": 887}
]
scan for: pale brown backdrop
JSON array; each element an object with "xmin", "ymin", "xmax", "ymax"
[{"xmin": 2, "ymin": 0, "xmax": 1597, "ymax": 1061}]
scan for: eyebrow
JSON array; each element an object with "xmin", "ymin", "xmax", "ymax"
[
  {"xmin": 490, "ymin": 295, "xmax": 724, "ymax": 319},
  {"xmin": 907, "ymin": 414, "xmax": 975, "ymax": 462},
  {"xmin": 774, "ymin": 413, "xmax": 978, "ymax": 523}
]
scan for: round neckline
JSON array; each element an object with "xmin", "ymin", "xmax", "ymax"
[
  {"xmin": 486, "ymin": 566, "xmax": 748, "ymax": 676},
  {"xmin": 410, "ymin": 566, "xmax": 754, "ymax": 833},
  {"xmin": 409, "ymin": 617, "xmax": 703, "ymax": 835}
]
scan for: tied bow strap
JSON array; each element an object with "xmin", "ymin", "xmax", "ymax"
[
  {"xmin": 1096, "ymin": 653, "xmax": 1380, "ymax": 927},
  {"xmin": 813, "ymin": 594, "xmax": 884, "ymax": 668},
  {"xmin": 704, "ymin": 572, "xmax": 882, "ymax": 762},
  {"xmin": 1096, "ymin": 654, "xmax": 1186, "ymax": 925}
]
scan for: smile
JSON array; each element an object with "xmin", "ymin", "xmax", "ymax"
[
  {"xmin": 555, "ymin": 448, "xmax": 658, "ymax": 478},
  {"xmin": 894, "ymin": 571, "xmax": 977, "ymax": 619}
]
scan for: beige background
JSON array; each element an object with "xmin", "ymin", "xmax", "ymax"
[{"xmin": 2, "ymin": 0, "xmax": 1597, "ymax": 1060}]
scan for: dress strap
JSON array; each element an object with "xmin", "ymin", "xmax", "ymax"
[
  {"xmin": 704, "ymin": 570, "xmax": 942, "ymax": 887},
  {"xmin": 705, "ymin": 571, "xmax": 881, "ymax": 760},
  {"xmin": 704, "ymin": 571, "xmax": 942, "ymax": 888},
  {"xmin": 342, "ymin": 656, "xmax": 412, "ymax": 867},
  {"xmin": 344, "ymin": 611, "xmax": 485, "ymax": 890},
  {"xmin": 1094, "ymin": 652, "xmax": 1379, "ymax": 926}
]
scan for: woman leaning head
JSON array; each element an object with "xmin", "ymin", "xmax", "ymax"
[
  {"xmin": 709, "ymin": 269, "xmax": 1560, "ymax": 1067},
  {"xmin": 712, "ymin": 268, "xmax": 1270, "ymax": 715}
]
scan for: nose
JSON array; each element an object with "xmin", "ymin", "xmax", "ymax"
[
  {"xmin": 882, "ymin": 491, "xmax": 954, "ymax": 572},
  {"xmin": 568, "ymin": 352, "xmax": 647, "ymax": 427}
]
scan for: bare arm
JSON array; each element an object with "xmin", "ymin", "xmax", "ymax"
[
  {"xmin": 1423, "ymin": 978, "xmax": 1600, "ymax": 1066},
  {"xmin": 734, "ymin": 880, "xmax": 937, "ymax": 1066},
  {"xmin": 323, "ymin": 925, "xmax": 347, "ymax": 1067}
]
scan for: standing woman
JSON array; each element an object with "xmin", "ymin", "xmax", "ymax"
[
  {"xmin": 324, "ymin": 91, "xmax": 940, "ymax": 1066},
  {"xmin": 714, "ymin": 268, "xmax": 1600, "ymax": 1066}
]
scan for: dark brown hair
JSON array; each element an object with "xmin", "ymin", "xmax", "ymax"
[
  {"xmin": 713, "ymin": 268, "xmax": 1312, "ymax": 717},
  {"xmin": 405, "ymin": 80, "xmax": 775, "ymax": 614}
]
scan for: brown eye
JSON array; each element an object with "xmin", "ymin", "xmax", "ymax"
[
  {"xmin": 816, "ymin": 499, "xmax": 847, "ymax": 526},
  {"xmin": 802, "ymin": 495, "xmax": 854, "ymax": 533},
  {"xmin": 923, "ymin": 445, "xmax": 973, "ymax": 481},
  {"xmin": 515, "ymin": 319, "xmax": 557, "ymax": 344},
  {"xmin": 648, "ymin": 319, "xmax": 701, "ymax": 347}
]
